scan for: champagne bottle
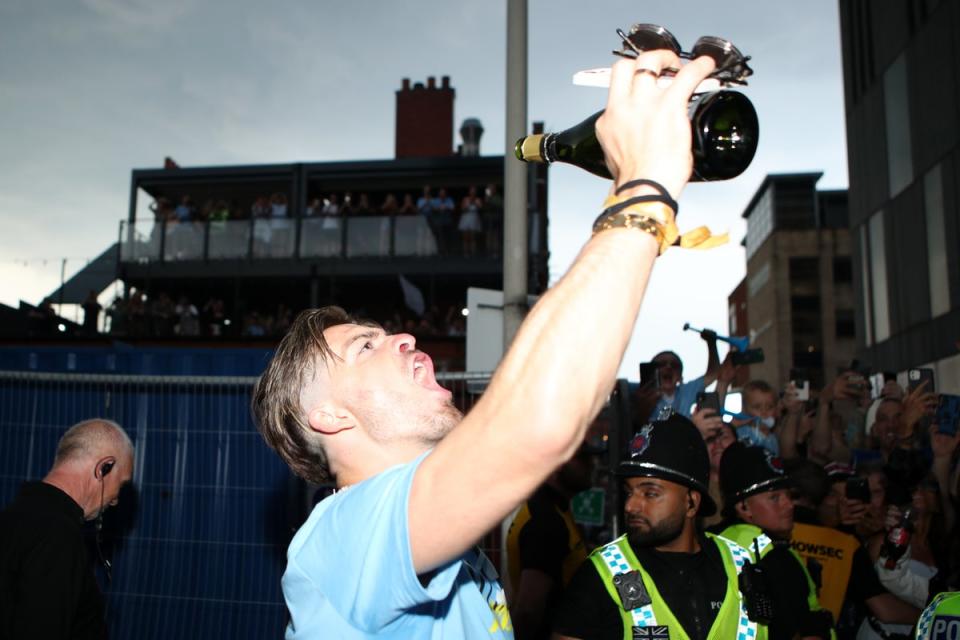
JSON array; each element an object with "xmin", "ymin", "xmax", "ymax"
[{"xmin": 515, "ymin": 90, "xmax": 759, "ymax": 182}]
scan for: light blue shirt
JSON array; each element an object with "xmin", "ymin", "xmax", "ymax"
[
  {"xmin": 282, "ymin": 451, "xmax": 513, "ymax": 639},
  {"xmin": 736, "ymin": 423, "xmax": 781, "ymax": 456},
  {"xmin": 648, "ymin": 375, "xmax": 706, "ymax": 421}
]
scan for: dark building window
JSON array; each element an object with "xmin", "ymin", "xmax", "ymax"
[
  {"xmin": 833, "ymin": 257, "xmax": 853, "ymax": 284},
  {"xmin": 835, "ymin": 308, "xmax": 855, "ymax": 337},
  {"xmin": 790, "ymin": 258, "xmax": 820, "ymax": 283},
  {"xmin": 776, "ymin": 185, "xmax": 817, "ymax": 229},
  {"xmin": 818, "ymin": 192, "xmax": 850, "ymax": 228}
]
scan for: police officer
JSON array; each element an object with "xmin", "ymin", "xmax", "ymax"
[
  {"xmin": 716, "ymin": 442, "xmax": 834, "ymax": 640},
  {"xmin": 915, "ymin": 592, "xmax": 960, "ymax": 640},
  {"xmin": 553, "ymin": 414, "xmax": 769, "ymax": 640}
]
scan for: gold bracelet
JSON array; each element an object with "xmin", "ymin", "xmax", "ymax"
[
  {"xmin": 592, "ymin": 212, "xmax": 664, "ymax": 245},
  {"xmin": 600, "ymin": 199, "xmax": 674, "ymax": 227}
]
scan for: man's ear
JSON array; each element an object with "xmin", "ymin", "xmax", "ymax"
[
  {"xmin": 307, "ymin": 404, "xmax": 356, "ymax": 436},
  {"xmin": 686, "ymin": 490, "xmax": 701, "ymax": 518},
  {"xmin": 735, "ymin": 499, "xmax": 751, "ymax": 521}
]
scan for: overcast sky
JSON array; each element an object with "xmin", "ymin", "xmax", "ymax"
[{"xmin": 0, "ymin": 0, "xmax": 848, "ymax": 379}]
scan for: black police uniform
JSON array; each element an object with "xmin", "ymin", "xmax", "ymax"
[
  {"xmin": 553, "ymin": 414, "xmax": 761, "ymax": 640},
  {"xmin": 715, "ymin": 443, "xmax": 833, "ymax": 640}
]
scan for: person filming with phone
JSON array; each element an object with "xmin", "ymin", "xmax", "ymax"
[{"xmin": 638, "ymin": 338, "xmax": 721, "ymax": 423}]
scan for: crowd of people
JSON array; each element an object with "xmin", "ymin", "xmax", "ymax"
[
  {"xmin": 146, "ymin": 183, "xmax": 505, "ymax": 258},
  {"xmin": 502, "ymin": 328, "xmax": 960, "ymax": 639},
  {"xmin": 99, "ymin": 293, "xmax": 467, "ymax": 342},
  {"xmin": 6, "ymin": 44, "xmax": 960, "ymax": 640}
]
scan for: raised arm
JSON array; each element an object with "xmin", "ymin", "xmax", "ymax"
[
  {"xmin": 930, "ymin": 425, "xmax": 959, "ymax": 532},
  {"xmin": 408, "ymin": 50, "xmax": 717, "ymax": 573},
  {"xmin": 701, "ymin": 331, "xmax": 721, "ymax": 386}
]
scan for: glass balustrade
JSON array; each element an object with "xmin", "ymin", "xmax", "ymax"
[{"xmin": 120, "ymin": 212, "xmax": 502, "ymax": 263}]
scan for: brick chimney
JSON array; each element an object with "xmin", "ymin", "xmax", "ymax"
[{"xmin": 395, "ymin": 76, "xmax": 455, "ymax": 158}]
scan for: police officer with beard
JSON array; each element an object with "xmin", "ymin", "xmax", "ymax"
[{"xmin": 552, "ymin": 414, "xmax": 769, "ymax": 640}]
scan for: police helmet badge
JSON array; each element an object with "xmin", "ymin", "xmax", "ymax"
[
  {"xmin": 764, "ymin": 449, "xmax": 785, "ymax": 475},
  {"xmin": 629, "ymin": 424, "xmax": 655, "ymax": 459}
]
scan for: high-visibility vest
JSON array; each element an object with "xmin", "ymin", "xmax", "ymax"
[
  {"xmin": 591, "ymin": 533, "xmax": 769, "ymax": 640},
  {"xmin": 722, "ymin": 523, "xmax": 836, "ymax": 639},
  {"xmin": 915, "ymin": 591, "xmax": 960, "ymax": 640},
  {"xmin": 506, "ymin": 496, "xmax": 586, "ymax": 591}
]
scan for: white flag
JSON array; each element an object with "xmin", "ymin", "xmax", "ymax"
[{"xmin": 398, "ymin": 274, "xmax": 425, "ymax": 317}]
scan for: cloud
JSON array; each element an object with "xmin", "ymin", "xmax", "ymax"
[{"xmin": 80, "ymin": 0, "xmax": 195, "ymax": 31}]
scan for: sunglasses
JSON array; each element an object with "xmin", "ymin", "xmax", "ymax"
[{"xmin": 613, "ymin": 23, "xmax": 754, "ymax": 86}]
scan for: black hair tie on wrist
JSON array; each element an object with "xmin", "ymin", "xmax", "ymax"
[{"xmin": 615, "ymin": 179, "xmax": 678, "ymax": 214}]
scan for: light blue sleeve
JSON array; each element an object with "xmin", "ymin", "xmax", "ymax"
[
  {"xmin": 736, "ymin": 425, "xmax": 781, "ymax": 456},
  {"xmin": 287, "ymin": 452, "xmax": 462, "ymax": 633}
]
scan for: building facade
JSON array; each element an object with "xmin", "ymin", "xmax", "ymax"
[
  {"xmin": 738, "ymin": 173, "xmax": 855, "ymax": 389},
  {"xmin": 839, "ymin": 0, "xmax": 960, "ymax": 392},
  {"xmin": 31, "ymin": 77, "xmax": 550, "ymax": 372}
]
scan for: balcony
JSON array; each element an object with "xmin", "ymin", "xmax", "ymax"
[{"xmin": 119, "ymin": 213, "xmax": 507, "ymax": 263}]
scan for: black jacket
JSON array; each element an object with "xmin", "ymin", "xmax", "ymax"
[{"xmin": 0, "ymin": 482, "xmax": 107, "ymax": 640}]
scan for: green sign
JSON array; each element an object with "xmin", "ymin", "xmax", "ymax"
[{"xmin": 571, "ymin": 487, "xmax": 605, "ymax": 526}]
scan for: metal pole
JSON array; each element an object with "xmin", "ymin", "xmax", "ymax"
[
  {"xmin": 503, "ymin": 0, "xmax": 528, "ymax": 350},
  {"xmin": 500, "ymin": 0, "xmax": 528, "ymax": 591},
  {"xmin": 58, "ymin": 258, "xmax": 66, "ymax": 316}
]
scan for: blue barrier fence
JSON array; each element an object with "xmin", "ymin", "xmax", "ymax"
[
  {"xmin": 0, "ymin": 342, "xmax": 492, "ymax": 639},
  {"xmin": 0, "ymin": 370, "xmax": 292, "ymax": 639}
]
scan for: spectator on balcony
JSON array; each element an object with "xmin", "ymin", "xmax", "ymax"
[
  {"xmin": 252, "ymin": 196, "xmax": 273, "ymax": 252},
  {"xmin": 174, "ymin": 296, "xmax": 200, "ymax": 337},
  {"xmin": 106, "ymin": 297, "xmax": 127, "ymax": 336},
  {"xmin": 416, "ymin": 186, "xmax": 440, "ymax": 255},
  {"xmin": 274, "ymin": 304, "xmax": 293, "ymax": 335},
  {"xmin": 127, "ymin": 291, "xmax": 147, "ymax": 337},
  {"xmin": 459, "ymin": 186, "xmax": 483, "ymax": 257},
  {"xmin": 381, "ymin": 193, "xmax": 399, "ymax": 215},
  {"xmin": 149, "ymin": 197, "xmax": 173, "ymax": 222},
  {"xmin": 208, "ymin": 200, "xmax": 230, "ymax": 240},
  {"xmin": 174, "ymin": 196, "xmax": 195, "ymax": 223},
  {"xmin": 243, "ymin": 311, "xmax": 267, "ymax": 337},
  {"xmin": 146, "ymin": 197, "xmax": 174, "ymax": 251},
  {"xmin": 322, "ymin": 194, "xmax": 340, "ymax": 217},
  {"xmin": 270, "ymin": 193, "xmax": 288, "ymax": 218},
  {"xmin": 435, "ymin": 188, "xmax": 456, "ymax": 254},
  {"xmin": 482, "ymin": 183, "xmax": 503, "ymax": 256},
  {"xmin": 399, "ymin": 193, "xmax": 417, "ymax": 214},
  {"xmin": 209, "ymin": 200, "xmax": 230, "ymax": 223},
  {"xmin": 251, "ymin": 196, "xmax": 270, "ymax": 219},
  {"xmin": 150, "ymin": 292, "xmax": 176, "ymax": 336},
  {"xmin": 199, "ymin": 199, "xmax": 216, "ymax": 222},
  {"xmin": 202, "ymin": 298, "xmax": 226, "ymax": 337},
  {"xmin": 81, "ymin": 290, "xmax": 101, "ymax": 336},
  {"xmin": 268, "ymin": 193, "xmax": 291, "ymax": 256},
  {"xmin": 306, "ymin": 197, "xmax": 324, "ymax": 217},
  {"xmin": 341, "ymin": 193, "xmax": 356, "ymax": 216},
  {"xmin": 355, "ymin": 193, "xmax": 372, "ymax": 215}
]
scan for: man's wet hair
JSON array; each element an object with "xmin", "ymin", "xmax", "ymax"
[{"xmin": 252, "ymin": 306, "xmax": 376, "ymax": 485}]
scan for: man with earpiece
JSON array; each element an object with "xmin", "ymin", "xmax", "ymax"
[{"xmin": 0, "ymin": 418, "xmax": 134, "ymax": 640}]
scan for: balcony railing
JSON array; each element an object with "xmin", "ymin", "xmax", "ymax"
[{"xmin": 119, "ymin": 213, "xmax": 506, "ymax": 263}]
